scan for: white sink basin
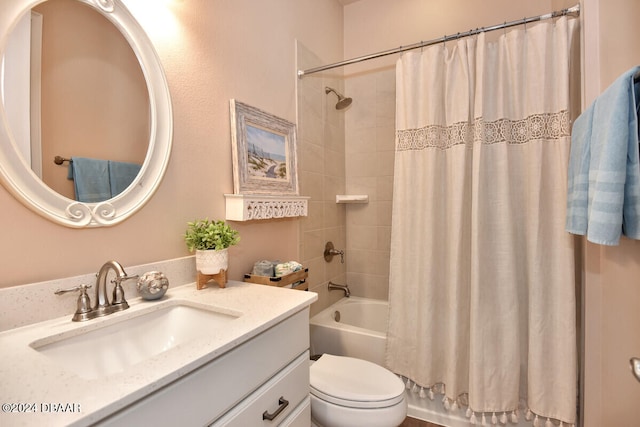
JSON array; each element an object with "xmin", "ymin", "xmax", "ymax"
[{"xmin": 30, "ymin": 302, "xmax": 241, "ymax": 379}]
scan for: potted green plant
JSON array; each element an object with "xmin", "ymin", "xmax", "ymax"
[{"xmin": 185, "ymin": 219, "xmax": 240, "ymax": 275}]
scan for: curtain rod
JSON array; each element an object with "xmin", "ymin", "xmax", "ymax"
[{"xmin": 297, "ymin": 4, "xmax": 580, "ymax": 78}]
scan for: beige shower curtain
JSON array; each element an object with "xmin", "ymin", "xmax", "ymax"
[{"xmin": 387, "ymin": 17, "xmax": 579, "ymax": 426}]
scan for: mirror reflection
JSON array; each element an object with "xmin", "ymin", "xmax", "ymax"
[{"xmin": 1, "ymin": 0, "xmax": 149, "ymax": 202}]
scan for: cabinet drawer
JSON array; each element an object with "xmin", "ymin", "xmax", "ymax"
[
  {"xmin": 279, "ymin": 397, "xmax": 311, "ymax": 427},
  {"xmin": 211, "ymin": 351, "xmax": 309, "ymax": 427}
]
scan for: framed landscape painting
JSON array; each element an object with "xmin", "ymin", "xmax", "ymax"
[{"xmin": 229, "ymin": 100, "xmax": 299, "ymax": 195}]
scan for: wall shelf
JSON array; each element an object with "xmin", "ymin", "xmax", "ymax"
[
  {"xmin": 335, "ymin": 194, "xmax": 369, "ymax": 204},
  {"xmin": 224, "ymin": 194, "xmax": 309, "ymax": 221}
]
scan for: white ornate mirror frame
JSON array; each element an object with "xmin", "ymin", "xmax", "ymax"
[{"xmin": 0, "ymin": 0, "xmax": 172, "ymax": 227}]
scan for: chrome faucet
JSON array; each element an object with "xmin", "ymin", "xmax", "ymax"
[
  {"xmin": 94, "ymin": 260, "xmax": 138, "ymax": 316},
  {"xmin": 328, "ymin": 281, "xmax": 350, "ymax": 297},
  {"xmin": 55, "ymin": 260, "xmax": 138, "ymax": 322}
]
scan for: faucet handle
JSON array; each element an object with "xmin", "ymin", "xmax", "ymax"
[
  {"xmin": 111, "ymin": 282, "xmax": 128, "ymax": 306},
  {"xmin": 54, "ymin": 284, "xmax": 92, "ymax": 296},
  {"xmin": 114, "ymin": 273, "xmax": 139, "ymax": 284},
  {"xmin": 111, "ymin": 274, "xmax": 135, "ymax": 311},
  {"xmin": 324, "ymin": 241, "xmax": 345, "ymax": 263},
  {"xmin": 55, "ymin": 284, "xmax": 93, "ymax": 321}
]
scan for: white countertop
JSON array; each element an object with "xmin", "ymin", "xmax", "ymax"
[{"xmin": 0, "ymin": 281, "xmax": 317, "ymax": 427}]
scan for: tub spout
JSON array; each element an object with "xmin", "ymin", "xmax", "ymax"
[{"xmin": 328, "ymin": 281, "xmax": 350, "ymax": 297}]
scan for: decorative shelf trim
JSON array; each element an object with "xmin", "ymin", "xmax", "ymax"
[
  {"xmin": 336, "ymin": 194, "xmax": 369, "ymax": 204},
  {"xmin": 224, "ymin": 194, "xmax": 310, "ymax": 221}
]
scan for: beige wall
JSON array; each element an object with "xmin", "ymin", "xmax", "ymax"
[
  {"xmin": 0, "ymin": 0, "xmax": 344, "ymax": 288},
  {"xmin": 582, "ymin": 0, "xmax": 640, "ymax": 425}
]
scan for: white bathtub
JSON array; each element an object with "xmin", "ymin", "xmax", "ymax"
[
  {"xmin": 310, "ymin": 296, "xmax": 388, "ymax": 366},
  {"xmin": 310, "ymin": 297, "xmax": 530, "ymax": 427}
]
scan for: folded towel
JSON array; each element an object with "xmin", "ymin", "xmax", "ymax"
[
  {"xmin": 108, "ymin": 160, "xmax": 141, "ymax": 197},
  {"xmin": 274, "ymin": 261, "xmax": 303, "ymax": 277},
  {"xmin": 566, "ymin": 66, "xmax": 640, "ymax": 245},
  {"xmin": 68, "ymin": 157, "xmax": 111, "ymax": 203}
]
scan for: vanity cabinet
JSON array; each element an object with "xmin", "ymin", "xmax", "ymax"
[
  {"xmin": 97, "ymin": 308, "xmax": 311, "ymax": 426},
  {"xmin": 211, "ymin": 353, "xmax": 310, "ymax": 426}
]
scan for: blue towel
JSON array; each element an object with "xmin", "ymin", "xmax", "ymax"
[
  {"xmin": 566, "ymin": 66, "xmax": 640, "ymax": 245},
  {"xmin": 68, "ymin": 157, "xmax": 111, "ymax": 203},
  {"xmin": 108, "ymin": 161, "xmax": 141, "ymax": 197}
]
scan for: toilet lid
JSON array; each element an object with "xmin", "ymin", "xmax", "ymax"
[{"xmin": 310, "ymin": 354, "xmax": 405, "ymax": 409}]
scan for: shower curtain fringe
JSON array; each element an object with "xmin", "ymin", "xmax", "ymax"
[
  {"xmin": 526, "ymin": 409, "xmax": 534, "ymax": 420},
  {"xmin": 398, "ymin": 375, "xmax": 576, "ymax": 427},
  {"xmin": 419, "ymin": 386, "xmax": 426, "ymax": 398},
  {"xmin": 500, "ymin": 412, "xmax": 508, "ymax": 424},
  {"xmin": 442, "ymin": 395, "xmax": 451, "ymax": 410}
]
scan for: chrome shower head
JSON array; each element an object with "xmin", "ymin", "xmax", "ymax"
[{"xmin": 325, "ymin": 87, "xmax": 352, "ymax": 110}]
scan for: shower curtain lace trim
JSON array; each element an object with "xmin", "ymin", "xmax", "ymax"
[
  {"xmin": 396, "ymin": 110, "xmax": 570, "ymax": 151},
  {"xmin": 399, "ymin": 375, "xmax": 575, "ymax": 427}
]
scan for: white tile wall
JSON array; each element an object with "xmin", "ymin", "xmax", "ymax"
[
  {"xmin": 296, "ymin": 42, "xmax": 397, "ymax": 310},
  {"xmin": 345, "ymin": 67, "xmax": 396, "ymax": 301},
  {"xmin": 296, "ymin": 42, "xmax": 347, "ymax": 316}
]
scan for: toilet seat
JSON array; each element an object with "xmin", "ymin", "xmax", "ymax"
[{"xmin": 310, "ymin": 354, "xmax": 405, "ymax": 409}]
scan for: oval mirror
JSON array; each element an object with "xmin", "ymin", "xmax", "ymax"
[{"xmin": 0, "ymin": 0, "xmax": 172, "ymax": 228}]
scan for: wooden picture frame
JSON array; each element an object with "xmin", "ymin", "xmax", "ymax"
[{"xmin": 230, "ymin": 100, "xmax": 299, "ymax": 195}]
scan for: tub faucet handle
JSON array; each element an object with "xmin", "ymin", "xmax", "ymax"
[
  {"xmin": 330, "ymin": 249, "xmax": 344, "ymax": 263},
  {"xmin": 324, "ymin": 241, "xmax": 345, "ymax": 263}
]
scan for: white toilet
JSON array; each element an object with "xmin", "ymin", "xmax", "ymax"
[{"xmin": 309, "ymin": 354, "xmax": 407, "ymax": 427}]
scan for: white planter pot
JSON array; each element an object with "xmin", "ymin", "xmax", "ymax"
[{"xmin": 195, "ymin": 248, "xmax": 229, "ymax": 274}]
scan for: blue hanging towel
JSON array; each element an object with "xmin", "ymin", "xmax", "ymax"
[
  {"xmin": 108, "ymin": 161, "xmax": 141, "ymax": 197},
  {"xmin": 566, "ymin": 66, "xmax": 640, "ymax": 245},
  {"xmin": 68, "ymin": 157, "xmax": 111, "ymax": 203}
]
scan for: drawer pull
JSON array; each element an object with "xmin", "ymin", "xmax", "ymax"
[{"xmin": 262, "ymin": 396, "xmax": 289, "ymax": 421}]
